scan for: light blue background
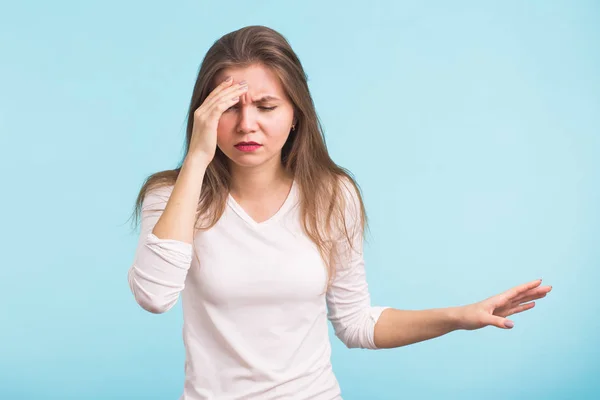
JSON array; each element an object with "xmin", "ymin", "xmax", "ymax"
[{"xmin": 1, "ymin": 0, "xmax": 598, "ymax": 399}]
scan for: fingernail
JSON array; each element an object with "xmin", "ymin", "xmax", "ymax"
[
  {"xmin": 239, "ymin": 80, "xmax": 247, "ymax": 85},
  {"xmin": 225, "ymin": 76, "xmax": 233, "ymax": 82},
  {"xmin": 504, "ymin": 320, "xmax": 514, "ymax": 328}
]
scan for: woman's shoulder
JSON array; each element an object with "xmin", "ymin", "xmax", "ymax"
[{"xmin": 336, "ymin": 174, "xmax": 362, "ymax": 210}]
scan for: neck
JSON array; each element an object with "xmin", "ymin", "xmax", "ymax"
[{"xmin": 228, "ymin": 155, "xmax": 293, "ymax": 200}]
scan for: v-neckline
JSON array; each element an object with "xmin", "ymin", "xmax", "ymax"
[{"xmin": 227, "ymin": 180, "xmax": 298, "ymax": 228}]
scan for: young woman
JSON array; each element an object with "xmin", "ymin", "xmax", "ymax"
[{"xmin": 128, "ymin": 25, "xmax": 552, "ymax": 400}]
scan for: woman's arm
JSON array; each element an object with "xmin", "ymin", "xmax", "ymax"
[
  {"xmin": 373, "ymin": 279, "xmax": 551, "ymax": 349},
  {"xmin": 128, "ymin": 154, "xmax": 209, "ymax": 314},
  {"xmin": 129, "ymin": 77, "xmax": 246, "ymax": 313},
  {"xmin": 326, "ymin": 177, "xmax": 392, "ymax": 349},
  {"xmin": 152, "ymin": 154, "xmax": 209, "ymax": 243},
  {"xmin": 326, "ymin": 178, "xmax": 552, "ymax": 349},
  {"xmin": 373, "ymin": 307, "xmax": 461, "ymax": 348}
]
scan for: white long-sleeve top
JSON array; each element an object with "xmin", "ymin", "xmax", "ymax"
[{"xmin": 128, "ymin": 178, "xmax": 390, "ymax": 400}]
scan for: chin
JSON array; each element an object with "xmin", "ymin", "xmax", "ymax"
[
  {"xmin": 229, "ymin": 157, "xmax": 266, "ymax": 168},
  {"xmin": 223, "ymin": 150, "xmax": 269, "ymax": 168}
]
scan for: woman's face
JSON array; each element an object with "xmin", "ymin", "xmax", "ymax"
[{"xmin": 214, "ymin": 64, "xmax": 296, "ymax": 170}]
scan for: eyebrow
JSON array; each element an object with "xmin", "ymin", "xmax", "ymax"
[{"xmin": 252, "ymin": 95, "xmax": 281, "ymax": 104}]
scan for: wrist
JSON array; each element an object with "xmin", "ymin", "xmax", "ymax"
[
  {"xmin": 446, "ymin": 306, "xmax": 466, "ymax": 331},
  {"xmin": 184, "ymin": 152, "xmax": 211, "ymax": 170}
]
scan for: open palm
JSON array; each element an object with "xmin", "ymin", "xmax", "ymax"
[{"xmin": 458, "ymin": 279, "xmax": 552, "ymax": 330}]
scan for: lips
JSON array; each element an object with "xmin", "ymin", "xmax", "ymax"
[
  {"xmin": 235, "ymin": 141, "xmax": 261, "ymax": 146},
  {"xmin": 234, "ymin": 141, "xmax": 262, "ymax": 153}
]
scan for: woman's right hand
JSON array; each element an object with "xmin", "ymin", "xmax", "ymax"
[{"xmin": 187, "ymin": 76, "xmax": 248, "ymax": 165}]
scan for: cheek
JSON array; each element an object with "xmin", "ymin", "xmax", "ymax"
[
  {"xmin": 216, "ymin": 116, "xmax": 235, "ymax": 139},
  {"xmin": 265, "ymin": 112, "xmax": 293, "ymax": 136}
]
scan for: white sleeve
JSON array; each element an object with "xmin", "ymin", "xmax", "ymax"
[
  {"xmin": 326, "ymin": 178, "xmax": 390, "ymax": 349},
  {"xmin": 127, "ymin": 185, "xmax": 193, "ymax": 314}
]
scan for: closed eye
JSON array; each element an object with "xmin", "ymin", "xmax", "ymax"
[{"xmin": 225, "ymin": 105, "xmax": 278, "ymax": 112}]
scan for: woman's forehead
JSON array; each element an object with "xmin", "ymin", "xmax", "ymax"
[{"xmin": 215, "ymin": 64, "xmax": 284, "ymax": 94}]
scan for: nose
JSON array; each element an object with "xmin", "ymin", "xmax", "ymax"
[{"xmin": 236, "ymin": 100, "xmax": 259, "ymax": 134}]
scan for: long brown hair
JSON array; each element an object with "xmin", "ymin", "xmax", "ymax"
[{"xmin": 131, "ymin": 25, "xmax": 368, "ymax": 287}]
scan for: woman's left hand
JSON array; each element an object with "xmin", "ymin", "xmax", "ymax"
[{"xmin": 457, "ymin": 279, "xmax": 552, "ymax": 330}]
